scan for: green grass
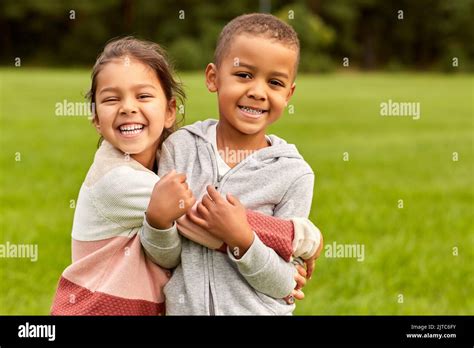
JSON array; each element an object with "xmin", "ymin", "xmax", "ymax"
[{"xmin": 0, "ymin": 68, "xmax": 473, "ymax": 315}]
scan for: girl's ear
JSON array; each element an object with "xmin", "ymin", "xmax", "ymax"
[
  {"xmin": 165, "ymin": 99, "xmax": 177, "ymax": 128},
  {"xmin": 285, "ymin": 83, "xmax": 296, "ymax": 105},
  {"xmin": 205, "ymin": 63, "xmax": 218, "ymax": 92},
  {"xmin": 92, "ymin": 115, "xmax": 102, "ymax": 134}
]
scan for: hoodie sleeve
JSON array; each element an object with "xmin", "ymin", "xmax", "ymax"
[
  {"xmin": 140, "ymin": 218, "xmax": 182, "ymax": 269},
  {"xmin": 157, "ymin": 142, "xmax": 176, "ymax": 177},
  {"xmin": 227, "ymin": 234, "xmax": 297, "ymax": 298},
  {"xmin": 274, "ymin": 173, "xmax": 315, "ymax": 219},
  {"xmin": 227, "ymin": 172, "xmax": 315, "ymax": 298},
  {"xmin": 140, "ymin": 141, "xmax": 182, "ymax": 269}
]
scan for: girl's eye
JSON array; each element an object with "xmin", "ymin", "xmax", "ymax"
[
  {"xmin": 103, "ymin": 97, "xmax": 118, "ymax": 103},
  {"xmin": 138, "ymin": 94, "xmax": 152, "ymax": 99},
  {"xmin": 236, "ymin": 72, "xmax": 252, "ymax": 79},
  {"xmin": 269, "ymin": 80, "xmax": 284, "ymax": 87}
]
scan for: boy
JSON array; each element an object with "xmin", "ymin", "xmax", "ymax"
[{"xmin": 143, "ymin": 13, "xmax": 317, "ymax": 315}]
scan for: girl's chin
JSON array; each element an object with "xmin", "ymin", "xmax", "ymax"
[
  {"xmin": 115, "ymin": 143, "xmax": 144, "ymax": 156},
  {"xmin": 122, "ymin": 148, "xmax": 138, "ymax": 154}
]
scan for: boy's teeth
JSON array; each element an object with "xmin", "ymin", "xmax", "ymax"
[{"xmin": 240, "ymin": 106, "xmax": 264, "ymax": 115}]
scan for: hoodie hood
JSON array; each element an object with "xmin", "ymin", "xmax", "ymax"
[{"xmin": 183, "ymin": 119, "xmax": 304, "ymax": 162}]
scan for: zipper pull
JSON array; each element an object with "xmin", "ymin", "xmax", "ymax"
[{"xmin": 215, "ymin": 175, "xmax": 223, "ymax": 189}]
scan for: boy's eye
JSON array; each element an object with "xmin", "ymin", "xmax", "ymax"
[
  {"xmin": 235, "ymin": 72, "xmax": 252, "ymax": 79},
  {"xmin": 269, "ymin": 79, "xmax": 284, "ymax": 87}
]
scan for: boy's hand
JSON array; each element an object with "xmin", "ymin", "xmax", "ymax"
[
  {"xmin": 303, "ymin": 230, "xmax": 324, "ymax": 279},
  {"xmin": 146, "ymin": 170, "xmax": 196, "ymax": 229},
  {"xmin": 187, "ymin": 186, "xmax": 254, "ymax": 258},
  {"xmin": 284, "ymin": 265, "xmax": 307, "ymax": 304}
]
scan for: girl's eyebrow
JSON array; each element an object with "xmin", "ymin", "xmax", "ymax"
[
  {"xmin": 99, "ymin": 86, "xmax": 119, "ymax": 95},
  {"xmin": 133, "ymin": 83, "xmax": 157, "ymax": 90},
  {"xmin": 99, "ymin": 84, "xmax": 157, "ymax": 95}
]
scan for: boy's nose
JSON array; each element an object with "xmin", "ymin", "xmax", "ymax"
[{"xmin": 247, "ymin": 82, "xmax": 267, "ymax": 101}]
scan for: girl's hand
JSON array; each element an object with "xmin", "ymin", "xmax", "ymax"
[
  {"xmin": 146, "ymin": 170, "xmax": 195, "ymax": 229},
  {"xmin": 303, "ymin": 230, "xmax": 324, "ymax": 279},
  {"xmin": 187, "ymin": 186, "xmax": 254, "ymax": 258}
]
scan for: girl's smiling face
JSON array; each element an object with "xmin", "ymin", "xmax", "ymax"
[{"xmin": 94, "ymin": 57, "xmax": 176, "ymax": 168}]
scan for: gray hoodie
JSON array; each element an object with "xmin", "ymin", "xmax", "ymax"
[{"xmin": 141, "ymin": 119, "xmax": 315, "ymax": 315}]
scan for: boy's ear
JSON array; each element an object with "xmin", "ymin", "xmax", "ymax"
[
  {"xmin": 165, "ymin": 99, "xmax": 177, "ymax": 128},
  {"xmin": 285, "ymin": 83, "xmax": 296, "ymax": 105},
  {"xmin": 205, "ymin": 63, "xmax": 218, "ymax": 92}
]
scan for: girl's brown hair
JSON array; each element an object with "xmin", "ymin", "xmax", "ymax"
[{"xmin": 86, "ymin": 36, "xmax": 185, "ymax": 148}]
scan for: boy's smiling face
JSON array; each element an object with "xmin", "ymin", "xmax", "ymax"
[{"xmin": 206, "ymin": 34, "xmax": 297, "ymax": 139}]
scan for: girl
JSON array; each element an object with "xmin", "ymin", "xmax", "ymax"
[{"xmin": 51, "ymin": 37, "xmax": 320, "ymax": 315}]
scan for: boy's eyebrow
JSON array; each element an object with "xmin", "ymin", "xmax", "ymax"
[
  {"xmin": 235, "ymin": 62, "xmax": 256, "ymax": 71},
  {"xmin": 270, "ymin": 71, "xmax": 290, "ymax": 79},
  {"xmin": 99, "ymin": 84, "xmax": 157, "ymax": 95},
  {"xmin": 234, "ymin": 62, "xmax": 289, "ymax": 79}
]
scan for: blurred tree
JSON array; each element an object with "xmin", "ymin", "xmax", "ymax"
[
  {"xmin": 276, "ymin": 2, "xmax": 335, "ymax": 72},
  {"xmin": 1, "ymin": 0, "xmax": 472, "ymax": 71}
]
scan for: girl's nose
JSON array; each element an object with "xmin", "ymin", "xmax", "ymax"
[{"xmin": 119, "ymin": 98, "xmax": 138, "ymax": 115}]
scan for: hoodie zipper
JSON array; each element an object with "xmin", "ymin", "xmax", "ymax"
[
  {"xmin": 208, "ymin": 144, "xmax": 219, "ymax": 316},
  {"xmin": 207, "ymin": 143, "xmax": 240, "ymax": 315},
  {"xmin": 206, "ymin": 143, "xmax": 256, "ymax": 315}
]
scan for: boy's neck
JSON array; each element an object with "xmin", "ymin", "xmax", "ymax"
[{"xmin": 216, "ymin": 119, "xmax": 269, "ymax": 168}]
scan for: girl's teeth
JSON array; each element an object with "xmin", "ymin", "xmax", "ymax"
[
  {"xmin": 119, "ymin": 124, "xmax": 144, "ymax": 135},
  {"xmin": 119, "ymin": 124, "xmax": 144, "ymax": 132},
  {"xmin": 121, "ymin": 129, "xmax": 142, "ymax": 135}
]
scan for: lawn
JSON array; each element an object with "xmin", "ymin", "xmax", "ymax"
[{"xmin": 0, "ymin": 68, "xmax": 473, "ymax": 315}]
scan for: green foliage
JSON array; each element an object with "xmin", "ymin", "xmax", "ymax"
[
  {"xmin": 276, "ymin": 3, "xmax": 336, "ymax": 72},
  {"xmin": 168, "ymin": 37, "xmax": 209, "ymax": 71},
  {"xmin": 1, "ymin": 0, "xmax": 473, "ymax": 71}
]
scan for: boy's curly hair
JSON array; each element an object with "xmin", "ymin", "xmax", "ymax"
[{"xmin": 214, "ymin": 13, "xmax": 300, "ymax": 69}]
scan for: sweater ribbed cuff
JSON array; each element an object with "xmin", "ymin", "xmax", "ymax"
[
  {"xmin": 141, "ymin": 215, "xmax": 179, "ymax": 249},
  {"xmin": 227, "ymin": 233, "xmax": 270, "ymax": 276}
]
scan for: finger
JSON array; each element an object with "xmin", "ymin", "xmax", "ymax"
[
  {"xmin": 201, "ymin": 195, "xmax": 214, "ymax": 210},
  {"xmin": 295, "ymin": 264, "xmax": 307, "ymax": 278},
  {"xmin": 305, "ymin": 259, "xmax": 315, "ymax": 279},
  {"xmin": 291, "ymin": 289, "xmax": 304, "ymax": 300},
  {"xmin": 175, "ymin": 173, "xmax": 187, "ymax": 183},
  {"xmin": 196, "ymin": 201, "xmax": 210, "ymax": 219},
  {"xmin": 226, "ymin": 193, "xmax": 241, "ymax": 206},
  {"xmin": 187, "ymin": 209, "xmax": 209, "ymax": 229},
  {"xmin": 186, "ymin": 196, "xmax": 196, "ymax": 209},
  {"xmin": 206, "ymin": 185, "xmax": 224, "ymax": 204},
  {"xmin": 315, "ymin": 232, "xmax": 324, "ymax": 258},
  {"xmin": 284, "ymin": 295, "xmax": 295, "ymax": 305},
  {"xmin": 294, "ymin": 273, "xmax": 306, "ymax": 290}
]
